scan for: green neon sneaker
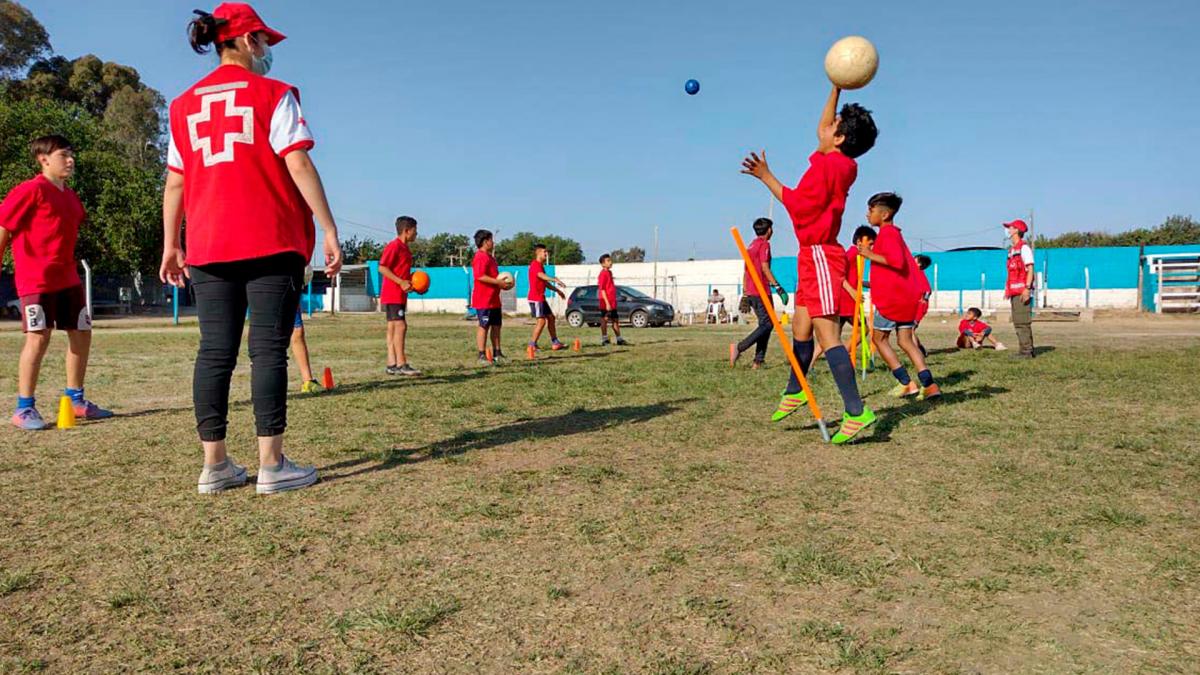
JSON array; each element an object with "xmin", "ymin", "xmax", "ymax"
[
  {"xmin": 831, "ymin": 407, "xmax": 877, "ymax": 445},
  {"xmin": 771, "ymin": 390, "xmax": 808, "ymax": 422}
]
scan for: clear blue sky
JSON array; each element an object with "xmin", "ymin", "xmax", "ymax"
[{"xmin": 24, "ymin": 0, "xmax": 1200, "ymax": 260}]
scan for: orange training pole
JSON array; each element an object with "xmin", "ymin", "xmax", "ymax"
[
  {"xmin": 848, "ymin": 252, "xmax": 865, "ymax": 368},
  {"xmin": 731, "ymin": 227, "xmax": 830, "ymax": 442}
]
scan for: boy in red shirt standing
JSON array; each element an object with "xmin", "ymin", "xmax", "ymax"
[
  {"xmin": 0, "ymin": 135, "xmax": 112, "ymax": 430},
  {"xmin": 528, "ymin": 242, "xmax": 566, "ymax": 352},
  {"xmin": 379, "ymin": 216, "xmax": 421, "ymax": 376},
  {"xmin": 597, "ymin": 253, "xmax": 628, "ymax": 346},
  {"xmin": 472, "ymin": 229, "xmax": 511, "ymax": 365},
  {"xmin": 857, "ymin": 193, "xmax": 941, "ymax": 401},
  {"xmin": 731, "ymin": 217, "xmax": 787, "ymax": 369},
  {"xmin": 741, "ymin": 85, "xmax": 878, "ymax": 444}
]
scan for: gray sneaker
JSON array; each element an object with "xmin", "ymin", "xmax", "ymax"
[
  {"xmin": 397, "ymin": 364, "xmax": 422, "ymax": 377},
  {"xmin": 198, "ymin": 459, "xmax": 248, "ymax": 494},
  {"xmin": 256, "ymin": 456, "xmax": 318, "ymax": 495},
  {"xmin": 386, "ymin": 365, "xmax": 400, "ymax": 376}
]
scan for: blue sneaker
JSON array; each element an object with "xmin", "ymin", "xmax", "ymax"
[
  {"xmin": 72, "ymin": 399, "xmax": 113, "ymax": 420},
  {"xmin": 11, "ymin": 407, "xmax": 48, "ymax": 431}
]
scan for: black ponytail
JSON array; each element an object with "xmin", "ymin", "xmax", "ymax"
[{"xmin": 188, "ymin": 10, "xmax": 232, "ymax": 55}]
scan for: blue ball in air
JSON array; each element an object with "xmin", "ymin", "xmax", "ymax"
[{"xmin": 685, "ymin": 79, "xmax": 700, "ymax": 95}]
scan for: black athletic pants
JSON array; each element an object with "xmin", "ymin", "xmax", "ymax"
[
  {"xmin": 736, "ymin": 295, "xmax": 773, "ymax": 363},
  {"xmin": 190, "ymin": 253, "xmax": 304, "ymax": 442}
]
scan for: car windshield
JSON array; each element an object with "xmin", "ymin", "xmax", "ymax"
[{"xmin": 620, "ymin": 287, "xmax": 651, "ymax": 299}]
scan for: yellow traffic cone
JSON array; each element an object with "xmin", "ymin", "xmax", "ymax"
[{"xmin": 57, "ymin": 395, "xmax": 76, "ymax": 429}]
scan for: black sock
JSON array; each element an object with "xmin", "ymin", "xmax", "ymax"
[
  {"xmin": 917, "ymin": 369, "xmax": 935, "ymax": 387},
  {"xmin": 784, "ymin": 339, "xmax": 814, "ymax": 395},
  {"xmin": 892, "ymin": 367, "xmax": 911, "ymax": 385},
  {"xmin": 825, "ymin": 346, "xmax": 864, "ymax": 416}
]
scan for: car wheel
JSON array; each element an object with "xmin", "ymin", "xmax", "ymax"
[
  {"xmin": 567, "ymin": 311, "xmax": 584, "ymax": 328},
  {"xmin": 630, "ymin": 310, "xmax": 649, "ymax": 328}
]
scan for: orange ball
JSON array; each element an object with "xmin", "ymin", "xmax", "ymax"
[{"xmin": 411, "ymin": 270, "xmax": 430, "ymax": 295}]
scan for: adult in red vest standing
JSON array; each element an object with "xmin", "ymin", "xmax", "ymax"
[
  {"xmin": 160, "ymin": 4, "xmax": 343, "ymax": 494},
  {"xmin": 1003, "ymin": 219, "xmax": 1035, "ymax": 358}
]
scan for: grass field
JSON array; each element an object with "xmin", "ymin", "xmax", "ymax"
[{"xmin": 1, "ymin": 312, "xmax": 1198, "ymax": 673}]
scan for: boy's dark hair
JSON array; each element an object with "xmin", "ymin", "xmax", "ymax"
[
  {"xmin": 752, "ymin": 217, "xmax": 773, "ymax": 236},
  {"xmin": 599, "ymin": 253, "xmax": 612, "ymax": 264},
  {"xmin": 30, "ymin": 135, "xmax": 73, "ymax": 162},
  {"xmin": 474, "ymin": 229, "xmax": 493, "ymax": 249},
  {"xmin": 967, "ymin": 307, "xmax": 982, "ymax": 319},
  {"xmin": 837, "ymin": 103, "xmax": 877, "ymax": 159},
  {"xmin": 395, "ymin": 215, "xmax": 417, "ymax": 235},
  {"xmin": 533, "ymin": 242, "xmax": 546, "ymax": 251},
  {"xmin": 867, "ymin": 192, "xmax": 902, "ymax": 217},
  {"xmin": 852, "ymin": 225, "xmax": 876, "ymax": 243},
  {"xmin": 915, "ymin": 254, "xmax": 932, "ymax": 270},
  {"xmin": 188, "ymin": 10, "xmax": 237, "ymax": 55}
]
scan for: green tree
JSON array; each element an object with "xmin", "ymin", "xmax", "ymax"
[
  {"xmin": 0, "ymin": 1, "xmax": 50, "ymax": 78},
  {"xmin": 411, "ymin": 232, "xmax": 471, "ymax": 267},
  {"xmin": 1034, "ymin": 216, "xmax": 1200, "ymax": 248},
  {"xmin": 493, "ymin": 231, "xmax": 584, "ymax": 265},
  {"xmin": 610, "ymin": 246, "xmax": 645, "ymax": 263},
  {"xmin": 340, "ymin": 235, "xmax": 386, "ymax": 264}
]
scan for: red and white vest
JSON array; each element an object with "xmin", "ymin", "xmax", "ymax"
[
  {"xmin": 1005, "ymin": 243, "xmax": 1034, "ymax": 298},
  {"xmin": 167, "ymin": 64, "xmax": 315, "ymax": 266}
]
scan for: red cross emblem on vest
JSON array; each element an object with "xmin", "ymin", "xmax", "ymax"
[{"xmin": 187, "ymin": 84, "xmax": 254, "ymax": 167}]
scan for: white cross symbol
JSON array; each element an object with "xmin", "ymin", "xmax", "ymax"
[{"xmin": 187, "ymin": 89, "xmax": 254, "ymax": 167}]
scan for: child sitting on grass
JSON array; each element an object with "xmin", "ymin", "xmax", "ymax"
[{"xmin": 957, "ymin": 308, "xmax": 1006, "ymax": 350}]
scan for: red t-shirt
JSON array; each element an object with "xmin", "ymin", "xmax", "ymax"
[
  {"xmin": 868, "ymin": 224, "xmax": 922, "ymax": 323},
  {"xmin": 167, "ymin": 64, "xmax": 315, "ymax": 266},
  {"xmin": 839, "ymin": 244, "xmax": 860, "ymax": 318},
  {"xmin": 597, "ymin": 268, "xmax": 617, "ymax": 308},
  {"xmin": 379, "ymin": 238, "xmax": 412, "ymax": 305},
  {"xmin": 0, "ymin": 175, "xmax": 85, "ymax": 296},
  {"xmin": 528, "ymin": 259, "xmax": 547, "ymax": 301},
  {"xmin": 471, "ymin": 249, "xmax": 500, "ymax": 309},
  {"xmin": 780, "ymin": 151, "xmax": 858, "ymax": 247},
  {"xmin": 958, "ymin": 318, "xmax": 990, "ymax": 335},
  {"xmin": 743, "ymin": 236, "xmax": 771, "ymax": 297}
]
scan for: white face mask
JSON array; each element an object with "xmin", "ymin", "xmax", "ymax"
[{"xmin": 250, "ymin": 37, "xmax": 273, "ymax": 75}]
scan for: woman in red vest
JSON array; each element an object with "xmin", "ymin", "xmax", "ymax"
[
  {"xmin": 1003, "ymin": 219, "xmax": 1036, "ymax": 358},
  {"xmin": 160, "ymin": 3, "xmax": 343, "ymax": 494}
]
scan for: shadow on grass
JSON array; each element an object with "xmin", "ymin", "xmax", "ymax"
[
  {"xmin": 319, "ymin": 398, "xmax": 698, "ymax": 482},
  {"xmin": 858, "ymin": 384, "xmax": 1010, "ymax": 443}
]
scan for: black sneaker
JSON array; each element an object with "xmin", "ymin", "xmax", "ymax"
[
  {"xmin": 386, "ymin": 365, "xmax": 400, "ymax": 375},
  {"xmin": 397, "ymin": 364, "xmax": 422, "ymax": 377},
  {"xmin": 616, "ymin": 338, "xmax": 630, "ymax": 346}
]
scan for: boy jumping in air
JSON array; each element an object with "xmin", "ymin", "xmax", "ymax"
[
  {"xmin": 858, "ymin": 193, "xmax": 941, "ymax": 401},
  {"xmin": 379, "ymin": 216, "xmax": 421, "ymax": 376},
  {"xmin": 597, "ymin": 253, "xmax": 628, "ymax": 346},
  {"xmin": 0, "ymin": 135, "xmax": 112, "ymax": 429},
  {"xmin": 741, "ymin": 85, "xmax": 878, "ymax": 443},
  {"xmin": 528, "ymin": 242, "xmax": 566, "ymax": 352}
]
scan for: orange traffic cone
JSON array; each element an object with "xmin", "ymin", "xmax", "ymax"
[
  {"xmin": 526, "ymin": 344, "xmax": 536, "ymax": 360},
  {"xmin": 56, "ymin": 395, "xmax": 76, "ymax": 429},
  {"xmin": 485, "ymin": 345, "xmax": 494, "ymax": 363},
  {"xmin": 572, "ymin": 338, "xmax": 581, "ymax": 352},
  {"xmin": 322, "ymin": 367, "xmax": 335, "ymax": 389}
]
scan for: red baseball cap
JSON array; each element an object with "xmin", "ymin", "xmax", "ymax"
[
  {"xmin": 212, "ymin": 3, "xmax": 286, "ymax": 46},
  {"xmin": 1003, "ymin": 219, "xmax": 1028, "ymax": 233}
]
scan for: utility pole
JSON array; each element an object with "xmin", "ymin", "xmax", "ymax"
[{"xmin": 652, "ymin": 225, "xmax": 659, "ymax": 298}]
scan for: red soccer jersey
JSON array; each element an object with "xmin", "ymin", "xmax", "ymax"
[
  {"xmin": 868, "ymin": 224, "xmax": 922, "ymax": 323},
  {"xmin": 472, "ymin": 249, "xmax": 500, "ymax": 309},
  {"xmin": 743, "ymin": 236, "xmax": 771, "ymax": 297},
  {"xmin": 780, "ymin": 151, "xmax": 858, "ymax": 247},
  {"xmin": 0, "ymin": 175, "xmax": 85, "ymax": 296},
  {"xmin": 958, "ymin": 318, "xmax": 991, "ymax": 335},
  {"xmin": 528, "ymin": 259, "xmax": 546, "ymax": 301},
  {"xmin": 379, "ymin": 238, "xmax": 412, "ymax": 305},
  {"xmin": 167, "ymin": 64, "xmax": 315, "ymax": 266},
  {"xmin": 597, "ymin": 268, "xmax": 616, "ymax": 308},
  {"xmin": 839, "ymin": 245, "xmax": 861, "ymax": 318}
]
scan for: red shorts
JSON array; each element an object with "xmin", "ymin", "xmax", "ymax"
[
  {"xmin": 20, "ymin": 284, "xmax": 91, "ymax": 332},
  {"xmin": 915, "ymin": 299, "xmax": 929, "ymax": 325},
  {"xmin": 795, "ymin": 244, "xmax": 846, "ymax": 318}
]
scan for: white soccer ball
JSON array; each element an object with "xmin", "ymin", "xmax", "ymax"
[
  {"xmin": 824, "ymin": 36, "xmax": 879, "ymax": 90},
  {"xmin": 497, "ymin": 271, "xmax": 515, "ymax": 290}
]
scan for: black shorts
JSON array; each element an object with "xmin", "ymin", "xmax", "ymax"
[
  {"xmin": 529, "ymin": 301, "xmax": 552, "ymax": 319},
  {"xmin": 384, "ymin": 303, "xmax": 407, "ymax": 321},
  {"xmin": 476, "ymin": 308, "xmax": 502, "ymax": 328},
  {"xmin": 602, "ymin": 309, "xmax": 619, "ymax": 321},
  {"xmin": 20, "ymin": 284, "xmax": 90, "ymax": 332}
]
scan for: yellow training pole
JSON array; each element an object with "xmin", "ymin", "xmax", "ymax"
[
  {"xmin": 731, "ymin": 228, "xmax": 830, "ymax": 442},
  {"xmin": 848, "ymin": 252, "xmax": 865, "ymax": 368}
]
